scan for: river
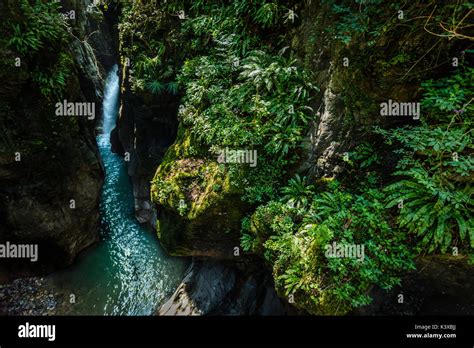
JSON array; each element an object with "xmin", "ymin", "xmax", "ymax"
[{"xmin": 46, "ymin": 65, "xmax": 188, "ymax": 315}]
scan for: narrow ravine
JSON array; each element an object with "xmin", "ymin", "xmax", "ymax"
[{"xmin": 45, "ymin": 66, "xmax": 188, "ymax": 315}]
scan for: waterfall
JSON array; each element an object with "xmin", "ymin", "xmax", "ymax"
[
  {"xmin": 101, "ymin": 64, "xmax": 119, "ymax": 136},
  {"xmin": 44, "ymin": 65, "xmax": 188, "ymax": 315}
]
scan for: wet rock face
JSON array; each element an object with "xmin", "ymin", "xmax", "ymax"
[
  {"xmin": 111, "ymin": 66, "xmax": 180, "ymax": 227},
  {"xmin": 156, "ymin": 188, "xmax": 247, "ymax": 259},
  {"xmin": 61, "ymin": 0, "xmax": 118, "ymax": 109},
  {"xmin": 0, "ymin": 0, "xmax": 112, "ymax": 278},
  {"xmin": 0, "ymin": 141, "xmax": 102, "ymax": 271},
  {"xmin": 158, "ymin": 260, "xmax": 298, "ymax": 315}
]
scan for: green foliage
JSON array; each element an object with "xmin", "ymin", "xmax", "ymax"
[
  {"xmin": 241, "ymin": 64, "xmax": 472, "ymax": 315},
  {"xmin": 420, "ymin": 67, "xmax": 474, "ymax": 119},
  {"xmin": 152, "ymin": 175, "xmax": 179, "ymax": 206},
  {"xmin": 146, "ymin": 79, "xmax": 178, "ymax": 95},
  {"xmin": 255, "ymin": 184, "xmax": 416, "ymax": 314},
  {"xmin": 8, "ymin": 23, "xmax": 42, "ymax": 54},
  {"xmin": 146, "ymin": 80, "xmax": 166, "ymax": 94},
  {"xmin": 385, "ymin": 171, "xmax": 472, "ymax": 252},
  {"xmin": 7, "ymin": 0, "xmax": 66, "ymax": 55},
  {"xmin": 167, "ymin": 81, "xmax": 179, "ymax": 95},
  {"xmin": 177, "ymin": 199, "xmax": 188, "ymax": 217},
  {"xmin": 323, "ymin": 0, "xmax": 385, "ymax": 45},
  {"xmin": 280, "ymin": 174, "xmax": 314, "ymax": 209},
  {"xmin": 192, "ymin": 0, "xmax": 291, "ymax": 30},
  {"xmin": 322, "ymin": 0, "xmax": 474, "ymax": 50},
  {"xmin": 120, "ymin": 0, "xmax": 301, "ymax": 94},
  {"xmin": 241, "ymin": 158, "xmax": 282, "ymax": 204},
  {"xmin": 33, "ymin": 52, "xmax": 73, "ymax": 100},
  {"xmin": 347, "ymin": 142, "xmax": 381, "ymax": 169},
  {"xmin": 178, "ymin": 47, "xmax": 316, "ymax": 154},
  {"xmin": 241, "ymin": 233, "xmax": 259, "ymax": 252},
  {"xmin": 254, "ymin": 3, "xmax": 281, "ymax": 28},
  {"xmin": 173, "ymin": 17, "xmax": 317, "ymax": 207},
  {"xmin": 376, "ymin": 66, "xmax": 473, "ymax": 253},
  {"xmin": 2, "ymin": 0, "xmax": 72, "ymax": 101},
  {"xmin": 119, "ymin": 2, "xmax": 183, "ymax": 95}
]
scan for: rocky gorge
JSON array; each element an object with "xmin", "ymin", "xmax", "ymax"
[{"xmin": 0, "ymin": 0, "xmax": 473, "ymax": 317}]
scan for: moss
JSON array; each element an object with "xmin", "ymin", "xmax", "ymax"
[
  {"xmin": 249, "ymin": 201, "xmax": 281, "ymax": 247},
  {"xmin": 151, "ymin": 126, "xmax": 250, "ymax": 258}
]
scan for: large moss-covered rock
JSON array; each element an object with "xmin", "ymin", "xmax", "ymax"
[{"xmin": 151, "ymin": 126, "xmax": 248, "ymax": 259}]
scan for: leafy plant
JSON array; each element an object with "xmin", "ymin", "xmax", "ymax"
[
  {"xmin": 2, "ymin": 0, "xmax": 72, "ymax": 101},
  {"xmin": 241, "ymin": 233, "xmax": 259, "ymax": 252},
  {"xmin": 385, "ymin": 169, "xmax": 473, "ymax": 252},
  {"xmin": 8, "ymin": 23, "xmax": 42, "ymax": 54},
  {"xmin": 377, "ymin": 66, "xmax": 474, "ymax": 253},
  {"xmin": 280, "ymin": 174, "xmax": 314, "ymax": 209},
  {"xmin": 146, "ymin": 80, "xmax": 166, "ymax": 94},
  {"xmin": 348, "ymin": 142, "xmax": 381, "ymax": 169},
  {"xmin": 258, "ymin": 185, "xmax": 416, "ymax": 314},
  {"xmin": 254, "ymin": 2, "xmax": 281, "ymax": 28},
  {"xmin": 33, "ymin": 52, "xmax": 73, "ymax": 100}
]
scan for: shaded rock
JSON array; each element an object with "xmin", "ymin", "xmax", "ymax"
[
  {"xmin": 293, "ymin": 0, "xmax": 462, "ymax": 179},
  {"xmin": 110, "ymin": 65, "xmax": 180, "ymax": 228},
  {"xmin": 0, "ymin": 0, "xmax": 113, "ymax": 277},
  {"xmin": 355, "ymin": 255, "xmax": 474, "ymax": 315},
  {"xmin": 158, "ymin": 260, "xmax": 299, "ymax": 316},
  {"xmin": 156, "ymin": 193, "xmax": 247, "ymax": 259}
]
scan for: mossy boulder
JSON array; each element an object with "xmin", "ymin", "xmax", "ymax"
[{"xmin": 151, "ymin": 126, "xmax": 249, "ymax": 259}]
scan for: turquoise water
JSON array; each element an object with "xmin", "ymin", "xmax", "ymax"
[{"xmin": 48, "ymin": 66, "xmax": 187, "ymax": 315}]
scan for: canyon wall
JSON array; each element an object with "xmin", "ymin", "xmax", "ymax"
[{"xmin": 0, "ymin": 0, "xmax": 114, "ymax": 278}]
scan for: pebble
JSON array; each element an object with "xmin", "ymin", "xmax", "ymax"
[{"xmin": 0, "ymin": 277, "xmax": 59, "ymax": 315}]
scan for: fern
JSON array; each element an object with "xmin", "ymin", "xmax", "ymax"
[
  {"xmin": 386, "ymin": 169, "xmax": 473, "ymax": 252},
  {"xmin": 280, "ymin": 174, "xmax": 314, "ymax": 209},
  {"xmin": 146, "ymin": 80, "xmax": 166, "ymax": 94},
  {"xmin": 240, "ymin": 233, "xmax": 258, "ymax": 252},
  {"xmin": 8, "ymin": 23, "xmax": 42, "ymax": 54},
  {"xmin": 349, "ymin": 142, "xmax": 381, "ymax": 168},
  {"xmin": 254, "ymin": 3, "xmax": 280, "ymax": 28},
  {"xmin": 380, "ymin": 66, "xmax": 474, "ymax": 253}
]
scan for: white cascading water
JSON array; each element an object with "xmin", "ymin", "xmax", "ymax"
[
  {"xmin": 47, "ymin": 65, "xmax": 188, "ymax": 315},
  {"xmin": 101, "ymin": 65, "xmax": 120, "ymax": 136}
]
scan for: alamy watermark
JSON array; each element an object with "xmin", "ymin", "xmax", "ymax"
[
  {"xmin": 0, "ymin": 241, "xmax": 38, "ymax": 262},
  {"xmin": 18, "ymin": 322, "xmax": 55, "ymax": 342},
  {"xmin": 216, "ymin": 147, "xmax": 257, "ymax": 167},
  {"xmin": 325, "ymin": 242, "xmax": 365, "ymax": 262},
  {"xmin": 55, "ymin": 100, "xmax": 95, "ymax": 120},
  {"xmin": 380, "ymin": 99, "xmax": 420, "ymax": 120}
]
